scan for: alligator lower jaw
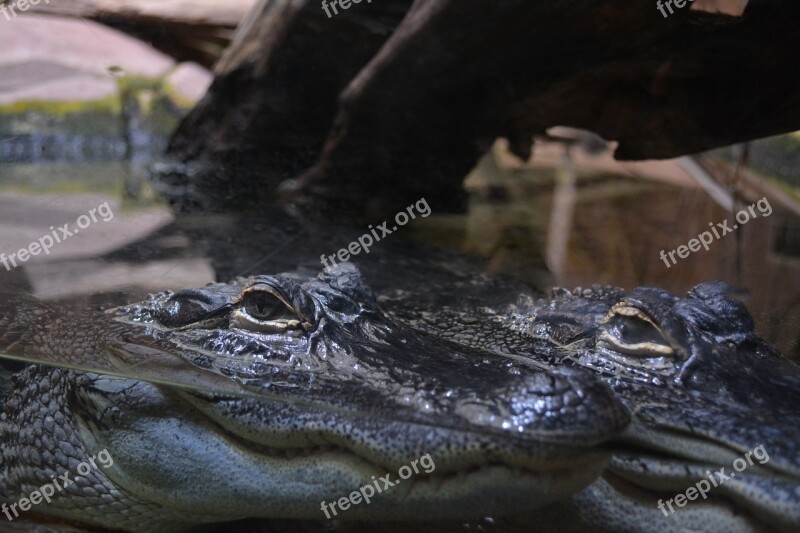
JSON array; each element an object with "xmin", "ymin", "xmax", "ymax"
[
  {"xmin": 192, "ymin": 418, "xmax": 614, "ymax": 519},
  {"xmin": 96, "ymin": 435, "xmax": 610, "ymax": 522},
  {"xmin": 603, "ymin": 463, "xmax": 798, "ymax": 532},
  {"xmin": 74, "ymin": 375, "xmax": 614, "ymax": 523},
  {"xmin": 589, "ymin": 471, "xmax": 768, "ymax": 532},
  {"xmin": 607, "ymin": 425, "xmax": 800, "ymax": 531},
  {"xmin": 206, "ymin": 449, "xmax": 611, "ymax": 520},
  {"xmin": 147, "ymin": 443, "xmax": 608, "ymax": 521}
]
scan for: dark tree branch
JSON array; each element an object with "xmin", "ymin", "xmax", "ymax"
[{"xmin": 168, "ymin": 0, "xmax": 800, "ymax": 218}]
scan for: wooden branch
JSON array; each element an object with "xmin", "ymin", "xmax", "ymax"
[{"xmin": 164, "ymin": 0, "xmax": 800, "ymax": 219}]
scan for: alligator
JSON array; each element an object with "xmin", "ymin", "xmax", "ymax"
[
  {"xmin": 3, "ymin": 248, "xmax": 797, "ymax": 532},
  {"xmin": 0, "ymin": 263, "xmax": 629, "ymax": 531},
  {"xmin": 382, "ymin": 280, "xmax": 800, "ymax": 531}
]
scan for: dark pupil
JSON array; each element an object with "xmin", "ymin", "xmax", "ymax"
[
  {"xmin": 244, "ymin": 292, "xmax": 284, "ymax": 320},
  {"xmin": 610, "ymin": 316, "xmax": 665, "ymax": 345}
]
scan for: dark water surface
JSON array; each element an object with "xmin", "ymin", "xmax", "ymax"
[{"xmin": 1, "ymin": 146, "xmax": 798, "ymax": 374}]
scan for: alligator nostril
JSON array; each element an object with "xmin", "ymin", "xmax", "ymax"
[
  {"xmin": 156, "ymin": 298, "xmax": 207, "ymax": 328},
  {"xmin": 156, "ymin": 289, "xmax": 234, "ymax": 327}
]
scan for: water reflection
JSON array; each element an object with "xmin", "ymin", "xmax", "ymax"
[
  {"xmin": 1, "ymin": 139, "xmax": 798, "ymax": 376},
  {"xmin": 456, "ymin": 139, "xmax": 800, "ymax": 359}
]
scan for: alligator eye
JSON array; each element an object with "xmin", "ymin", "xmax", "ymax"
[
  {"xmin": 243, "ymin": 292, "xmax": 287, "ymax": 321},
  {"xmin": 598, "ymin": 305, "xmax": 673, "ymax": 357},
  {"xmin": 233, "ymin": 287, "xmax": 304, "ymax": 333}
]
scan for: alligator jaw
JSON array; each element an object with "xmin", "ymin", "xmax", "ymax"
[
  {"xmin": 74, "ymin": 373, "xmax": 611, "ymax": 522},
  {"xmin": 606, "ymin": 420, "xmax": 800, "ymax": 530}
]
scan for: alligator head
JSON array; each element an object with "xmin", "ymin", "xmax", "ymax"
[
  {"xmin": 507, "ymin": 281, "xmax": 800, "ymax": 531},
  {"xmin": 0, "ymin": 263, "xmax": 628, "ymax": 530}
]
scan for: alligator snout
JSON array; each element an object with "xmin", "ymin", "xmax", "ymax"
[{"xmin": 478, "ymin": 367, "xmax": 630, "ymax": 443}]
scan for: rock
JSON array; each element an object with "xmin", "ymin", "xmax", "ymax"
[
  {"xmin": 692, "ymin": 0, "xmax": 748, "ymax": 16},
  {"xmin": 0, "ymin": 14, "xmax": 175, "ymax": 101},
  {"xmin": 0, "ymin": 14, "xmax": 211, "ymax": 163}
]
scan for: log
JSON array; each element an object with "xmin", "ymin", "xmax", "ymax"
[
  {"xmin": 165, "ymin": 0, "xmax": 414, "ymax": 206},
  {"xmin": 167, "ymin": 0, "xmax": 800, "ymax": 219}
]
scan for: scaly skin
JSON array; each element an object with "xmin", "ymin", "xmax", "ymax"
[
  {"xmin": 0, "ymin": 264, "xmax": 628, "ymax": 531},
  {"xmin": 386, "ymin": 280, "xmax": 800, "ymax": 531}
]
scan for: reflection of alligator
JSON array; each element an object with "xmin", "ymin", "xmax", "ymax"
[
  {"xmin": 386, "ymin": 280, "xmax": 800, "ymax": 531},
  {"xmin": 0, "ymin": 264, "xmax": 627, "ymax": 531}
]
